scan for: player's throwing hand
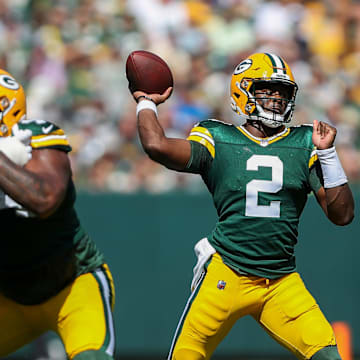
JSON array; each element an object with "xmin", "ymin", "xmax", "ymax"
[{"xmin": 133, "ymin": 87, "xmax": 173, "ymax": 106}]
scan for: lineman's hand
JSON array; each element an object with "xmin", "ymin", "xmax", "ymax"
[
  {"xmin": 312, "ymin": 120, "xmax": 337, "ymax": 150},
  {"xmin": 12, "ymin": 126, "xmax": 32, "ymax": 146},
  {"xmin": 0, "ymin": 136, "xmax": 32, "ymax": 165},
  {"xmin": 133, "ymin": 87, "xmax": 173, "ymax": 106}
]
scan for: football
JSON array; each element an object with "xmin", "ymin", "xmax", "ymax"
[{"xmin": 126, "ymin": 50, "xmax": 174, "ymax": 94}]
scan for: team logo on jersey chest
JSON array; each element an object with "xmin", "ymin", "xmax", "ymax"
[{"xmin": 217, "ymin": 280, "xmax": 226, "ymax": 290}]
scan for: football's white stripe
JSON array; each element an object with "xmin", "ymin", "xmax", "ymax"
[
  {"xmin": 269, "ymin": 53, "xmax": 285, "ymax": 75},
  {"xmin": 95, "ymin": 269, "xmax": 115, "ymax": 356},
  {"xmin": 31, "ymin": 134, "xmax": 68, "ymax": 143},
  {"xmin": 311, "ymin": 149, "xmax": 317, "ymax": 158},
  {"xmin": 189, "ymin": 131, "xmax": 215, "ymax": 146},
  {"xmin": 167, "ymin": 271, "xmax": 206, "ymax": 360}
]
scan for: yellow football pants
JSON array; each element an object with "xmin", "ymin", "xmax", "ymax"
[
  {"xmin": 169, "ymin": 253, "xmax": 336, "ymax": 360},
  {"xmin": 0, "ymin": 264, "xmax": 115, "ymax": 359}
]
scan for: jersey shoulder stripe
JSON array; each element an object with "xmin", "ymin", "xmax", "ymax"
[
  {"xmin": 188, "ymin": 119, "xmax": 235, "ymax": 157},
  {"xmin": 308, "ymin": 149, "xmax": 318, "ymax": 169},
  {"xmin": 18, "ymin": 119, "xmax": 71, "ymax": 152},
  {"xmin": 187, "ymin": 125, "xmax": 215, "ymax": 158}
]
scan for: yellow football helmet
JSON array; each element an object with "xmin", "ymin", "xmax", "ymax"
[
  {"xmin": 0, "ymin": 69, "xmax": 26, "ymax": 136},
  {"xmin": 230, "ymin": 53, "xmax": 298, "ymax": 128}
]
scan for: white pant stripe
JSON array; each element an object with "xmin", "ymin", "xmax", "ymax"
[
  {"xmin": 95, "ymin": 269, "xmax": 115, "ymax": 356},
  {"xmin": 167, "ymin": 270, "xmax": 206, "ymax": 360}
]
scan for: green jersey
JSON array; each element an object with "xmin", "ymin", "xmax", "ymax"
[
  {"xmin": 186, "ymin": 120, "xmax": 322, "ymax": 279},
  {"xmin": 0, "ymin": 119, "xmax": 105, "ymax": 305}
]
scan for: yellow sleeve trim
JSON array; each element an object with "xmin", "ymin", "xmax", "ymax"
[
  {"xmin": 309, "ymin": 154, "xmax": 318, "ymax": 168},
  {"xmin": 31, "ymin": 138, "xmax": 70, "ymax": 148},
  {"xmin": 187, "ymin": 135, "xmax": 215, "ymax": 158}
]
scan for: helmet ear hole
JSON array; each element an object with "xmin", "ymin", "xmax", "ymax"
[
  {"xmin": 245, "ymin": 103, "xmax": 256, "ymax": 114},
  {"xmin": 0, "ymin": 96, "xmax": 10, "ymax": 110}
]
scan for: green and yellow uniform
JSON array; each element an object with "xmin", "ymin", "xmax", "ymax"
[
  {"xmin": 169, "ymin": 120, "xmax": 336, "ymax": 360},
  {"xmin": 0, "ymin": 119, "xmax": 115, "ymax": 359}
]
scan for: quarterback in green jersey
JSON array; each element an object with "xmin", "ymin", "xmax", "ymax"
[
  {"xmin": 0, "ymin": 69, "xmax": 115, "ymax": 360},
  {"xmin": 130, "ymin": 53, "xmax": 354, "ymax": 360}
]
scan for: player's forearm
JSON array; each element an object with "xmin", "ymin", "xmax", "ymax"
[
  {"xmin": 325, "ymin": 184, "xmax": 354, "ymax": 226},
  {"xmin": 315, "ymin": 145, "xmax": 354, "ymax": 225},
  {"xmin": 137, "ymin": 110, "xmax": 190, "ymax": 170},
  {"xmin": 137, "ymin": 109, "xmax": 166, "ymax": 155},
  {"xmin": 0, "ymin": 153, "xmax": 60, "ymax": 216}
]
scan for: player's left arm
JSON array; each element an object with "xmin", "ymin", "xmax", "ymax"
[
  {"xmin": 0, "ymin": 148, "xmax": 71, "ymax": 218},
  {"xmin": 312, "ymin": 120, "xmax": 354, "ymax": 226}
]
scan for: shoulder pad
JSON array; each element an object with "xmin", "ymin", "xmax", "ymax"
[
  {"xmin": 290, "ymin": 123, "xmax": 313, "ymax": 130},
  {"xmin": 289, "ymin": 124, "xmax": 314, "ymax": 135},
  {"xmin": 198, "ymin": 118, "xmax": 234, "ymax": 129},
  {"xmin": 289, "ymin": 124, "xmax": 315, "ymax": 149},
  {"xmin": 18, "ymin": 119, "xmax": 71, "ymax": 151},
  {"xmin": 18, "ymin": 119, "xmax": 61, "ymax": 136}
]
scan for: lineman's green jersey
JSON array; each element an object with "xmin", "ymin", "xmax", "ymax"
[
  {"xmin": 0, "ymin": 119, "xmax": 105, "ymax": 305},
  {"xmin": 186, "ymin": 120, "xmax": 322, "ymax": 279}
]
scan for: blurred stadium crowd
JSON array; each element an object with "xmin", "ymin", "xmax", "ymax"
[{"xmin": 1, "ymin": 0, "xmax": 360, "ymax": 193}]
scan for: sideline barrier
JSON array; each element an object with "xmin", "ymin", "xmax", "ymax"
[
  {"xmin": 7, "ymin": 191, "xmax": 360, "ymax": 359},
  {"xmin": 75, "ymin": 191, "xmax": 360, "ymax": 357}
]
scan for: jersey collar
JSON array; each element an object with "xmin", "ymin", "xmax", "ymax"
[{"xmin": 237, "ymin": 125, "xmax": 290, "ymax": 147}]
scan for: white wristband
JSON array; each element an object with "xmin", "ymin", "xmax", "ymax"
[
  {"xmin": 316, "ymin": 146, "xmax": 348, "ymax": 188},
  {"xmin": 136, "ymin": 100, "xmax": 158, "ymax": 117}
]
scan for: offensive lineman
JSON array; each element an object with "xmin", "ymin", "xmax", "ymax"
[
  {"xmin": 0, "ymin": 69, "xmax": 115, "ymax": 360},
  {"xmin": 130, "ymin": 53, "xmax": 354, "ymax": 360}
]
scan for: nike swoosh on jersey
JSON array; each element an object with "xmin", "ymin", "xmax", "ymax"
[{"xmin": 42, "ymin": 125, "xmax": 54, "ymax": 134}]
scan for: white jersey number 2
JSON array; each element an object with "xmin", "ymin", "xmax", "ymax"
[{"xmin": 245, "ymin": 155, "xmax": 283, "ymax": 218}]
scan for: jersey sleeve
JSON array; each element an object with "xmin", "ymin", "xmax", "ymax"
[
  {"xmin": 184, "ymin": 124, "xmax": 214, "ymax": 174},
  {"xmin": 308, "ymin": 148, "xmax": 323, "ymax": 193},
  {"xmin": 19, "ymin": 119, "xmax": 72, "ymax": 152}
]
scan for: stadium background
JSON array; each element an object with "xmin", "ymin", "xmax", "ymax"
[{"xmin": 1, "ymin": 0, "xmax": 359, "ymax": 359}]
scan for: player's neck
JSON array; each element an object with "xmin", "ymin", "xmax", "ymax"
[{"xmin": 244, "ymin": 121, "xmax": 285, "ymax": 138}]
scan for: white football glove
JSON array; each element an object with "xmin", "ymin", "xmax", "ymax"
[
  {"xmin": 12, "ymin": 124, "xmax": 32, "ymax": 146},
  {"xmin": 0, "ymin": 126, "xmax": 32, "ymax": 166}
]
